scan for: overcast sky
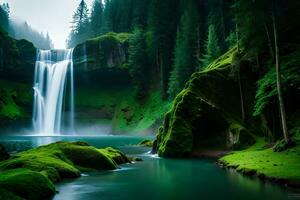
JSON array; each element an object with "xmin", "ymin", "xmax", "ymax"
[{"xmin": 1, "ymin": 0, "xmax": 93, "ymax": 49}]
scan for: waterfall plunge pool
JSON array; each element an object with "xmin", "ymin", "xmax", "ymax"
[{"xmin": 0, "ymin": 135, "xmax": 298, "ymax": 200}]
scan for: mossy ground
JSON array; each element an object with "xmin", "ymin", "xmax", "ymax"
[
  {"xmin": 220, "ymin": 138, "xmax": 300, "ymax": 184},
  {"xmin": 0, "ymin": 141, "xmax": 129, "ymax": 200}
]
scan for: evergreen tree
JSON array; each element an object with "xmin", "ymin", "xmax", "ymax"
[
  {"xmin": 90, "ymin": 0, "xmax": 104, "ymax": 37},
  {"xmin": 207, "ymin": 0, "xmax": 226, "ymax": 52},
  {"xmin": 201, "ymin": 24, "xmax": 221, "ymax": 68},
  {"xmin": 168, "ymin": 2, "xmax": 199, "ymax": 98},
  {"xmin": 67, "ymin": 0, "xmax": 90, "ymax": 47},
  {"xmin": 0, "ymin": 4, "xmax": 9, "ymax": 32},
  {"xmin": 147, "ymin": 0, "xmax": 180, "ymax": 98},
  {"xmin": 128, "ymin": 27, "xmax": 150, "ymax": 100}
]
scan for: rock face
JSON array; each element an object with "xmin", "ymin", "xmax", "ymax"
[
  {"xmin": 73, "ymin": 32, "xmax": 131, "ymax": 86},
  {"xmin": 153, "ymin": 48, "xmax": 255, "ymax": 157},
  {"xmin": 0, "ymin": 30, "xmax": 36, "ymax": 83}
]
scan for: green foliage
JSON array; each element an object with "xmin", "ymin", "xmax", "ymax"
[
  {"xmin": 201, "ymin": 25, "xmax": 221, "ymax": 69},
  {"xmin": 168, "ymin": 2, "xmax": 199, "ymax": 98},
  {"xmin": 226, "ymin": 31, "xmax": 237, "ymax": 49},
  {"xmin": 254, "ymin": 52, "xmax": 300, "ymax": 116},
  {"xmin": 207, "ymin": 0, "xmax": 227, "ymax": 52}
]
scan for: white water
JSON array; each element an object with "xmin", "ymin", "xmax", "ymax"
[{"xmin": 32, "ymin": 49, "xmax": 74, "ymax": 135}]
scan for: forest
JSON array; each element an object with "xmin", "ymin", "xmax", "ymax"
[{"xmin": 0, "ymin": 0, "xmax": 300, "ymax": 200}]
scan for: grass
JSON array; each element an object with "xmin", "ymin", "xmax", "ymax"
[{"xmin": 220, "ymin": 139, "xmax": 300, "ymax": 182}]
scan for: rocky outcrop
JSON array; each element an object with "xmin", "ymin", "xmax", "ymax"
[
  {"xmin": 73, "ymin": 32, "xmax": 131, "ymax": 86},
  {"xmin": 153, "ymin": 48, "xmax": 256, "ymax": 157},
  {"xmin": 0, "ymin": 30, "xmax": 36, "ymax": 83}
]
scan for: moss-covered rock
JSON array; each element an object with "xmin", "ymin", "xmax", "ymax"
[
  {"xmin": 154, "ymin": 48, "xmax": 256, "ymax": 157},
  {"xmin": 138, "ymin": 139, "xmax": 153, "ymax": 147},
  {"xmin": 0, "ymin": 141, "xmax": 129, "ymax": 200},
  {"xmin": 0, "ymin": 142, "xmax": 129, "ymax": 182},
  {"xmin": 0, "ymin": 169, "xmax": 56, "ymax": 200},
  {"xmin": 73, "ymin": 32, "xmax": 130, "ymax": 72}
]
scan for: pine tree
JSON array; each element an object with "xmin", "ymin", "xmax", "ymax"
[
  {"xmin": 90, "ymin": 0, "xmax": 104, "ymax": 37},
  {"xmin": 68, "ymin": 0, "xmax": 90, "ymax": 47},
  {"xmin": 201, "ymin": 25, "xmax": 221, "ymax": 68},
  {"xmin": 208, "ymin": 0, "xmax": 226, "ymax": 52},
  {"xmin": 128, "ymin": 27, "xmax": 150, "ymax": 100},
  {"xmin": 0, "ymin": 4, "xmax": 9, "ymax": 32},
  {"xmin": 147, "ymin": 0, "xmax": 180, "ymax": 98},
  {"xmin": 168, "ymin": 2, "xmax": 199, "ymax": 98}
]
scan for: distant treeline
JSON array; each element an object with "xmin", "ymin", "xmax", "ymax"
[{"xmin": 0, "ymin": 3, "xmax": 53, "ymax": 49}]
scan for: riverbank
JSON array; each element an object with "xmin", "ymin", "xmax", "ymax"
[{"xmin": 219, "ymin": 138, "xmax": 300, "ymax": 188}]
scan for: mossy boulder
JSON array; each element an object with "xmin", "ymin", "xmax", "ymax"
[
  {"xmin": 138, "ymin": 139, "xmax": 153, "ymax": 147},
  {"xmin": 0, "ymin": 169, "xmax": 56, "ymax": 200},
  {"xmin": 0, "ymin": 141, "xmax": 129, "ymax": 200},
  {"xmin": 154, "ymin": 48, "xmax": 255, "ymax": 157}
]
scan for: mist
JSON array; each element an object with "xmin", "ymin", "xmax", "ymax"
[{"xmin": 0, "ymin": 0, "xmax": 93, "ymax": 49}]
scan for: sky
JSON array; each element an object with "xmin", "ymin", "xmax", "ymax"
[{"xmin": 1, "ymin": 0, "xmax": 93, "ymax": 49}]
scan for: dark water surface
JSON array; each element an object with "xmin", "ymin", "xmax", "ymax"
[{"xmin": 0, "ymin": 135, "xmax": 298, "ymax": 200}]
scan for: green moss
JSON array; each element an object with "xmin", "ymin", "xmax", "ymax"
[
  {"xmin": 87, "ymin": 32, "xmax": 131, "ymax": 44},
  {"xmin": 138, "ymin": 139, "xmax": 153, "ymax": 147},
  {"xmin": 203, "ymin": 47, "xmax": 236, "ymax": 72},
  {"xmin": 220, "ymin": 140, "xmax": 300, "ymax": 182},
  {"xmin": 0, "ymin": 169, "xmax": 56, "ymax": 200},
  {"xmin": 0, "ymin": 142, "xmax": 129, "ymax": 200},
  {"xmin": 98, "ymin": 147, "xmax": 130, "ymax": 165},
  {"xmin": 0, "ymin": 142, "xmax": 128, "ymax": 182},
  {"xmin": 155, "ymin": 48, "xmax": 248, "ymax": 157},
  {"xmin": 0, "ymin": 79, "xmax": 32, "ymax": 121}
]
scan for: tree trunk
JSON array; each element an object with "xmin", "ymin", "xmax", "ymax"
[
  {"xmin": 272, "ymin": 8, "xmax": 289, "ymax": 142},
  {"xmin": 235, "ymin": 18, "xmax": 245, "ymax": 121},
  {"xmin": 264, "ymin": 23, "xmax": 274, "ymax": 60}
]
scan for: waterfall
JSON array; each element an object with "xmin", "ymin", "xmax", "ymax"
[{"xmin": 32, "ymin": 49, "xmax": 74, "ymax": 135}]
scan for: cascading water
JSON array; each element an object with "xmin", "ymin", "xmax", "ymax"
[{"xmin": 32, "ymin": 49, "xmax": 74, "ymax": 135}]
